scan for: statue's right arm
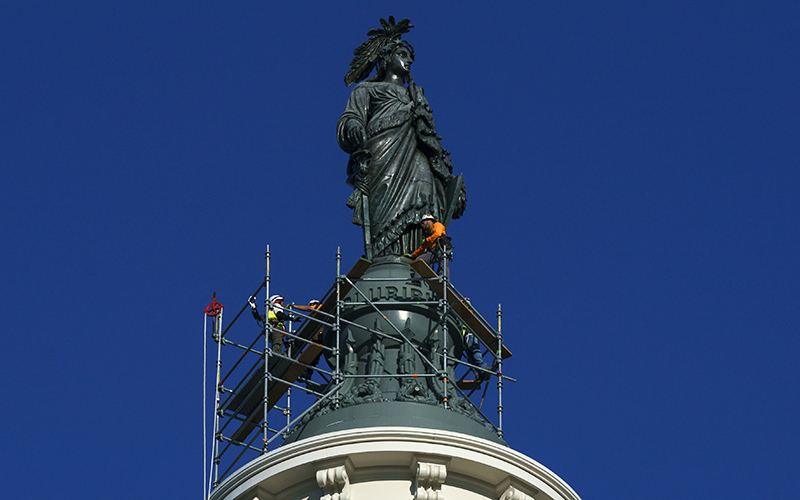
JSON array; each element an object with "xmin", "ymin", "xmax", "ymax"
[{"xmin": 337, "ymin": 85, "xmax": 370, "ymax": 154}]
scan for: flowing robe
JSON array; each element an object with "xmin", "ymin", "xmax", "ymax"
[{"xmin": 338, "ymin": 81, "xmax": 444, "ymax": 257}]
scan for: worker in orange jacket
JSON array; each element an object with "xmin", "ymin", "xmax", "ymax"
[{"xmin": 410, "ymin": 214, "xmax": 451, "ymax": 277}]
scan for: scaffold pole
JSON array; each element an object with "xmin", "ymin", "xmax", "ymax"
[
  {"xmin": 334, "ymin": 247, "xmax": 342, "ymax": 408},
  {"xmin": 441, "ymin": 245, "xmax": 450, "ymax": 409},
  {"xmin": 213, "ymin": 309, "xmax": 223, "ymax": 487},
  {"xmin": 203, "ymin": 313, "xmax": 208, "ymax": 500},
  {"xmin": 496, "ymin": 303, "xmax": 503, "ymax": 439},
  {"xmin": 263, "ymin": 245, "xmax": 270, "ymax": 453},
  {"xmin": 285, "ymin": 317, "xmax": 292, "ymax": 431},
  {"xmin": 203, "ymin": 292, "xmax": 225, "ymax": 493}
]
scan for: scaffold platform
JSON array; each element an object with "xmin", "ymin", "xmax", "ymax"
[{"xmin": 203, "ymin": 248, "xmax": 514, "ymax": 495}]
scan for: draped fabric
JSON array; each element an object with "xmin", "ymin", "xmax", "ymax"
[{"xmin": 338, "ymin": 82, "xmax": 444, "ymax": 257}]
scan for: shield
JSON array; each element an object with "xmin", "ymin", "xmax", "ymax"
[{"xmin": 440, "ymin": 174, "xmax": 464, "ymax": 228}]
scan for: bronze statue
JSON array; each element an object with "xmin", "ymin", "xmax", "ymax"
[{"xmin": 338, "ymin": 17, "xmax": 466, "ymax": 259}]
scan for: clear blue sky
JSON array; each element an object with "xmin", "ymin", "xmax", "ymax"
[{"xmin": 2, "ymin": 2, "xmax": 798, "ymax": 499}]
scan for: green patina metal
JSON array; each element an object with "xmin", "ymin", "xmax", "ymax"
[{"xmin": 338, "ymin": 17, "xmax": 467, "ymax": 259}]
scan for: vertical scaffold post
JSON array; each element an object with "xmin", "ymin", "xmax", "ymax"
[
  {"xmin": 334, "ymin": 247, "xmax": 342, "ymax": 408},
  {"xmin": 441, "ymin": 245, "xmax": 449, "ymax": 409},
  {"xmin": 203, "ymin": 292, "xmax": 224, "ymax": 490},
  {"xmin": 203, "ymin": 313, "xmax": 208, "ymax": 499},
  {"xmin": 496, "ymin": 303, "xmax": 504, "ymax": 439},
  {"xmin": 203, "ymin": 292, "xmax": 224, "ymax": 493},
  {"xmin": 285, "ymin": 318, "xmax": 292, "ymax": 430},
  {"xmin": 262, "ymin": 245, "xmax": 271, "ymax": 453},
  {"xmin": 213, "ymin": 308, "xmax": 223, "ymax": 487}
]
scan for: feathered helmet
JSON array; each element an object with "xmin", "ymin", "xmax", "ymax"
[{"xmin": 344, "ymin": 16, "xmax": 415, "ymax": 87}]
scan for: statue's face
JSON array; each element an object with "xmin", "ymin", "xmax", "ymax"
[{"xmin": 387, "ymin": 46, "xmax": 412, "ymax": 77}]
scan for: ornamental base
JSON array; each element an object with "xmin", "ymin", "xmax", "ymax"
[{"xmin": 210, "ymin": 427, "xmax": 581, "ymax": 500}]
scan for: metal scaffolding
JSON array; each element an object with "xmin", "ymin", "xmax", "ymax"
[{"xmin": 203, "ymin": 247, "xmax": 514, "ymax": 497}]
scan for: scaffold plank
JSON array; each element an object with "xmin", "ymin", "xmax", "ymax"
[
  {"xmin": 410, "ymin": 259, "xmax": 512, "ymax": 359},
  {"xmin": 458, "ymin": 379, "xmax": 482, "ymax": 391}
]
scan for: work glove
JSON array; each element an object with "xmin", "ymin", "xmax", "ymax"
[{"xmin": 404, "ymin": 253, "xmax": 413, "ymax": 259}]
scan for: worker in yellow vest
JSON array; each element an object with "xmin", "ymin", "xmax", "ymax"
[{"xmin": 248, "ymin": 294, "xmax": 298, "ymax": 353}]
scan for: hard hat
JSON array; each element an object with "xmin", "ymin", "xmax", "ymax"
[
  {"xmin": 269, "ymin": 294, "xmax": 284, "ymax": 304},
  {"xmin": 421, "ymin": 214, "xmax": 435, "ymax": 222},
  {"xmin": 309, "ymin": 299, "xmax": 321, "ymax": 306}
]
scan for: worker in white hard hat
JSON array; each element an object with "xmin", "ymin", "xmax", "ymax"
[
  {"xmin": 248, "ymin": 294, "xmax": 297, "ymax": 353},
  {"xmin": 409, "ymin": 214, "xmax": 451, "ymax": 278}
]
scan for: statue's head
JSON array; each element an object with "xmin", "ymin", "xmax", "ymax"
[
  {"xmin": 375, "ymin": 40, "xmax": 415, "ymax": 81},
  {"xmin": 344, "ymin": 17, "xmax": 415, "ymax": 87}
]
